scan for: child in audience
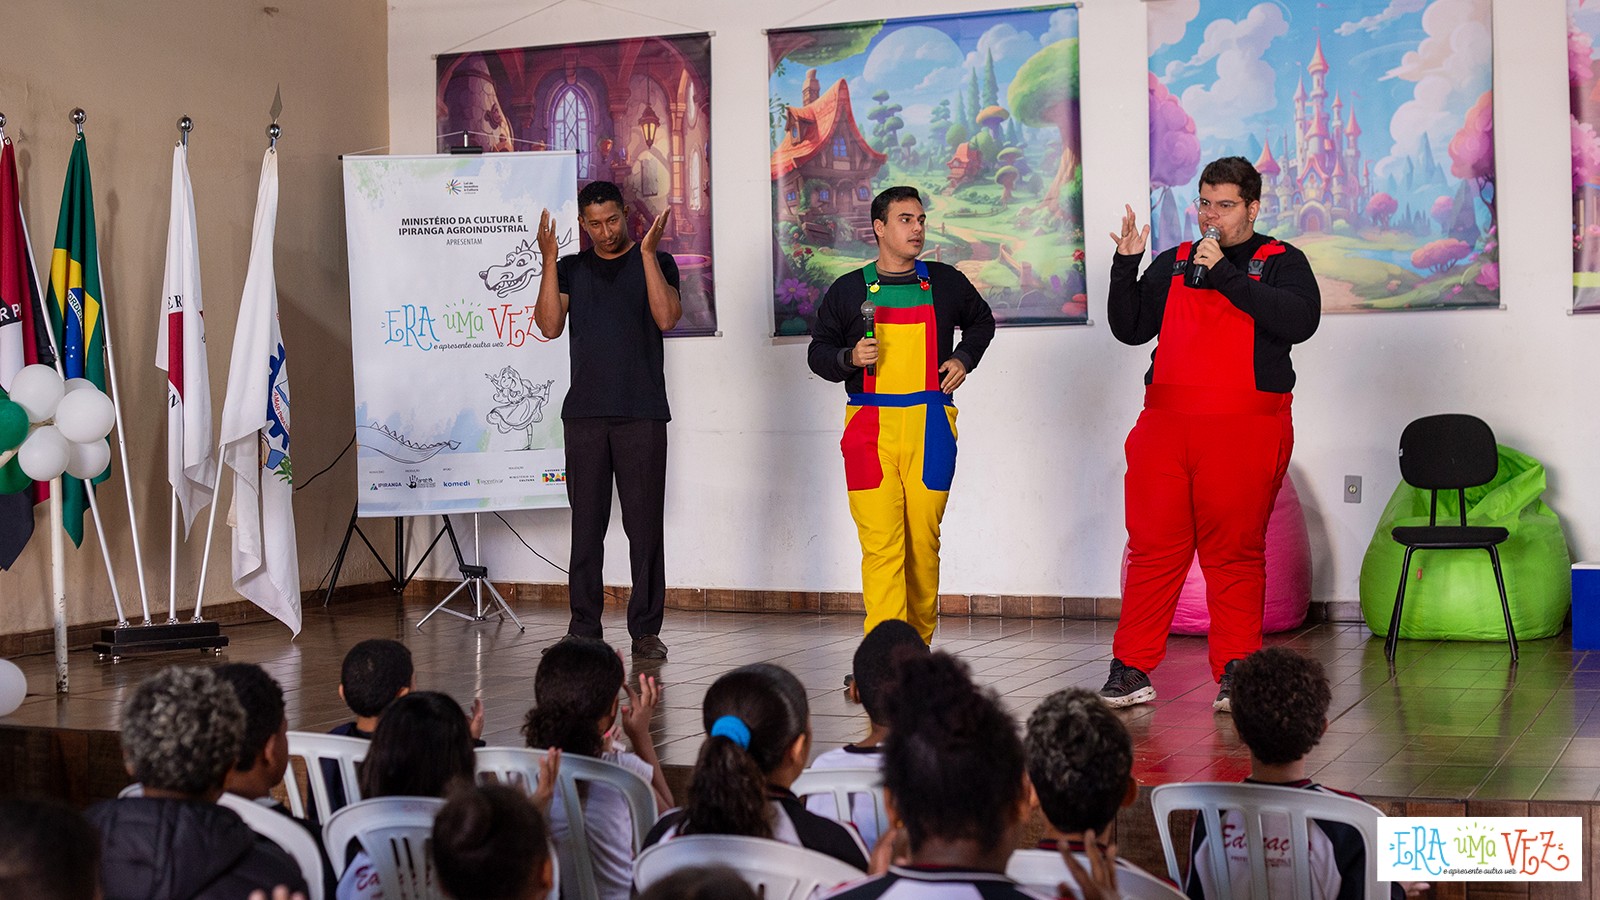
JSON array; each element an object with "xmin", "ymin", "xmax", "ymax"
[
  {"xmin": 644, "ymin": 663, "xmax": 869, "ymax": 871},
  {"xmin": 337, "ymin": 690, "xmax": 477, "ymax": 900},
  {"xmin": 0, "ymin": 797, "xmax": 101, "ymax": 900},
  {"xmin": 1188, "ymin": 647, "xmax": 1417, "ymax": 900},
  {"xmin": 433, "ymin": 784, "xmax": 553, "ymax": 900},
  {"xmin": 805, "ymin": 619, "xmax": 927, "ymax": 847},
  {"xmin": 522, "ymin": 637, "xmax": 671, "ymax": 900},
  {"xmin": 637, "ymin": 866, "xmax": 757, "ymax": 900},
  {"xmin": 823, "ymin": 653, "xmax": 1117, "ymax": 899},
  {"xmin": 1026, "ymin": 688, "xmax": 1164, "ymax": 886}
]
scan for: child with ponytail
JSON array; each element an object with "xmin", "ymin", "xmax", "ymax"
[
  {"xmin": 522, "ymin": 637, "xmax": 671, "ymax": 900},
  {"xmin": 643, "ymin": 663, "xmax": 869, "ymax": 871}
]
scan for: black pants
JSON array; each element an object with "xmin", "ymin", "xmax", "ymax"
[{"xmin": 564, "ymin": 417, "xmax": 667, "ymax": 640}]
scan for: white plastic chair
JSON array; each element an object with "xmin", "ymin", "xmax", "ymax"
[
  {"xmin": 324, "ymin": 796, "xmax": 445, "ymax": 900},
  {"xmin": 1150, "ymin": 782, "xmax": 1387, "ymax": 900},
  {"xmin": 219, "ymin": 792, "xmax": 328, "ymax": 900},
  {"xmin": 284, "ymin": 731, "xmax": 368, "ymax": 819},
  {"xmin": 1006, "ymin": 848, "xmax": 1185, "ymax": 899},
  {"xmin": 475, "ymin": 746, "xmax": 657, "ymax": 900},
  {"xmin": 633, "ymin": 834, "xmax": 866, "ymax": 900},
  {"xmin": 791, "ymin": 766, "xmax": 890, "ymax": 849}
]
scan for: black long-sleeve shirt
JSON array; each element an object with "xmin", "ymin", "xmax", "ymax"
[
  {"xmin": 1107, "ymin": 233, "xmax": 1320, "ymax": 392},
  {"xmin": 807, "ymin": 261, "xmax": 996, "ymax": 394}
]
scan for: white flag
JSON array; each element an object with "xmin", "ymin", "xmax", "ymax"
[
  {"xmin": 219, "ymin": 149, "xmax": 300, "ymax": 635},
  {"xmin": 156, "ymin": 144, "xmax": 216, "ymax": 535}
]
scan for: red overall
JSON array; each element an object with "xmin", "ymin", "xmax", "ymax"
[{"xmin": 1112, "ymin": 240, "xmax": 1294, "ymax": 682}]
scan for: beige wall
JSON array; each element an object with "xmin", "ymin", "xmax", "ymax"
[{"xmin": 0, "ymin": 0, "xmax": 390, "ymax": 635}]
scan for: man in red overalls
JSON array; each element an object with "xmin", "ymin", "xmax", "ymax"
[
  {"xmin": 808, "ymin": 186, "xmax": 995, "ymax": 645},
  {"xmin": 1100, "ymin": 157, "xmax": 1320, "ymax": 712}
]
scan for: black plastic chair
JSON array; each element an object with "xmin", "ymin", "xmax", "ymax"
[{"xmin": 1385, "ymin": 414, "xmax": 1517, "ymax": 663}]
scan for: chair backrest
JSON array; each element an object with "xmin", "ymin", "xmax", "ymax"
[
  {"xmin": 284, "ymin": 731, "xmax": 368, "ymax": 819},
  {"xmin": 633, "ymin": 834, "xmax": 867, "ymax": 900},
  {"xmin": 1398, "ymin": 414, "xmax": 1498, "ymax": 492},
  {"xmin": 475, "ymin": 746, "xmax": 658, "ymax": 900},
  {"xmin": 790, "ymin": 766, "xmax": 890, "ymax": 848},
  {"xmin": 219, "ymin": 792, "xmax": 327, "ymax": 900},
  {"xmin": 1150, "ymin": 782, "xmax": 1386, "ymax": 900},
  {"xmin": 1006, "ymin": 849, "xmax": 1185, "ymax": 900},
  {"xmin": 323, "ymin": 796, "xmax": 445, "ymax": 900}
]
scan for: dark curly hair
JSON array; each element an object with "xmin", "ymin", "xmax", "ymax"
[
  {"xmin": 214, "ymin": 663, "xmax": 286, "ymax": 774},
  {"xmin": 639, "ymin": 866, "xmax": 758, "ymax": 900},
  {"xmin": 339, "ymin": 639, "xmax": 413, "ymax": 718},
  {"xmin": 871, "ymin": 185, "xmax": 922, "ymax": 223},
  {"xmin": 854, "ymin": 619, "xmax": 928, "ymax": 725},
  {"xmin": 0, "ymin": 797, "xmax": 100, "ymax": 900},
  {"xmin": 681, "ymin": 664, "xmax": 809, "ymax": 839},
  {"xmin": 360, "ymin": 691, "xmax": 476, "ymax": 799},
  {"xmin": 1230, "ymin": 647, "xmax": 1331, "ymax": 765},
  {"xmin": 432, "ymin": 783, "xmax": 550, "ymax": 900},
  {"xmin": 522, "ymin": 636, "xmax": 623, "ymax": 758},
  {"xmin": 1199, "ymin": 156, "xmax": 1263, "ymax": 204},
  {"xmin": 579, "ymin": 180, "xmax": 625, "ymax": 214},
  {"xmin": 1026, "ymin": 689, "xmax": 1132, "ymax": 835},
  {"xmin": 882, "ymin": 652, "xmax": 1024, "ymax": 854}
]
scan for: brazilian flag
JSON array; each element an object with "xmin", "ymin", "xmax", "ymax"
[{"xmin": 46, "ymin": 135, "xmax": 109, "ymax": 546}]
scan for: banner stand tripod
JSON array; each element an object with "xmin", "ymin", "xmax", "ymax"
[{"xmin": 416, "ymin": 514, "xmax": 524, "ymax": 631}]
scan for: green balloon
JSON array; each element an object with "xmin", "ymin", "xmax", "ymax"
[
  {"xmin": 0, "ymin": 400, "xmax": 26, "ymax": 452},
  {"xmin": 0, "ymin": 457, "xmax": 29, "ymax": 495}
]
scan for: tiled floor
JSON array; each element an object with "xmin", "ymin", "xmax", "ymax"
[{"xmin": 4, "ymin": 593, "xmax": 1595, "ymax": 804}]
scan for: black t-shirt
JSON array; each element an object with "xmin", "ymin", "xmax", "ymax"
[{"xmin": 556, "ymin": 245, "xmax": 680, "ymax": 420}]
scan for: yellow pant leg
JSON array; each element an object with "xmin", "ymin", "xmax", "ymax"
[
  {"xmin": 847, "ymin": 406, "xmax": 908, "ymax": 633},
  {"xmin": 902, "ymin": 405, "xmax": 955, "ymax": 643}
]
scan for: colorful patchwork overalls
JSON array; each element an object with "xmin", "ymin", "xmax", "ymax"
[
  {"xmin": 840, "ymin": 260, "xmax": 958, "ymax": 644},
  {"xmin": 1114, "ymin": 239, "xmax": 1295, "ymax": 681}
]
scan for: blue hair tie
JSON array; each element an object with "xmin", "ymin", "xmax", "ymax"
[{"xmin": 710, "ymin": 715, "xmax": 751, "ymax": 750}]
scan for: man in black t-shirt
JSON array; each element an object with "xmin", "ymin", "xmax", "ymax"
[{"xmin": 535, "ymin": 181, "xmax": 681, "ymax": 659}]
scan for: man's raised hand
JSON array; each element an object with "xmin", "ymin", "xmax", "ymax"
[
  {"xmin": 1109, "ymin": 203, "xmax": 1150, "ymax": 256},
  {"xmin": 641, "ymin": 207, "xmax": 672, "ymax": 255},
  {"xmin": 537, "ymin": 208, "xmax": 559, "ymax": 259}
]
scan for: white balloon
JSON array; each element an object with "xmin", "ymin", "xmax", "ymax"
[
  {"xmin": 64, "ymin": 377, "xmax": 97, "ymax": 394},
  {"xmin": 55, "ymin": 388, "xmax": 116, "ymax": 443},
  {"xmin": 8, "ymin": 364, "xmax": 64, "ymax": 424},
  {"xmin": 66, "ymin": 438, "xmax": 111, "ymax": 480},
  {"xmin": 17, "ymin": 426, "xmax": 69, "ymax": 481},
  {"xmin": 0, "ymin": 659, "xmax": 25, "ymax": 716}
]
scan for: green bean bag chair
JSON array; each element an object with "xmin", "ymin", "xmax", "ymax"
[{"xmin": 1359, "ymin": 445, "xmax": 1570, "ymax": 641}]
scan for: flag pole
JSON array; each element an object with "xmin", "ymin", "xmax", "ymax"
[
  {"xmin": 16, "ymin": 120, "xmax": 129, "ymax": 626},
  {"xmin": 49, "ymin": 475, "xmax": 66, "ymax": 693},
  {"xmin": 168, "ymin": 495, "xmax": 178, "ymax": 622},
  {"xmin": 193, "ymin": 454, "xmax": 226, "ymax": 620}
]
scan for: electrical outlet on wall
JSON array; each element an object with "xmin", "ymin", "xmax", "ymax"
[{"xmin": 1344, "ymin": 475, "xmax": 1362, "ymax": 504}]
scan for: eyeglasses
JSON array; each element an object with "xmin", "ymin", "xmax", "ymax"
[{"xmin": 1194, "ymin": 198, "xmax": 1244, "ymax": 212}]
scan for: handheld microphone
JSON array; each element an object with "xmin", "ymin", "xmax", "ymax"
[
  {"xmin": 1190, "ymin": 226, "xmax": 1221, "ymax": 288},
  {"xmin": 860, "ymin": 300, "xmax": 876, "ymax": 377}
]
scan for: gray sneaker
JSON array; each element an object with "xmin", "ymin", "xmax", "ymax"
[
  {"xmin": 1213, "ymin": 659, "xmax": 1240, "ymax": 712},
  {"xmin": 1100, "ymin": 658, "xmax": 1156, "ymax": 708}
]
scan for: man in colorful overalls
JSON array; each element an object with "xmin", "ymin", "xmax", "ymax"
[
  {"xmin": 808, "ymin": 186, "xmax": 995, "ymax": 645},
  {"xmin": 1100, "ymin": 157, "xmax": 1321, "ymax": 712}
]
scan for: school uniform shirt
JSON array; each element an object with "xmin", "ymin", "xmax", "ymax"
[
  {"xmin": 644, "ymin": 785, "xmax": 870, "ymax": 872},
  {"xmin": 803, "ymin": 744, "xmax": 884, "ymax": 849},
  {"xmin": 547, "ymin": 749, "xmax": 656, "ymax": 900},
  {"xmin": 822, "ymin": 865, "xmax": 1052, "ymax": 899}
]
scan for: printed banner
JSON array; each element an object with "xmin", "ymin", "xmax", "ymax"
[
  {"xmin": 342, "ymin": 152, "xmax": 576, "ymax": 516},
  {"xmin": 1147, "ymin": 0, "xmax": 1498, "ymax": 313},
  {"xmin": 768, "ymin": 6, "xmax": 1086, "ymax": 334},
  {"xmin": 1572, "ymin": 0, "xmax": 1600, "ymax": 311},
  {"xmin": 1379, "ymin": 817, "xmax": 1582, "ymax": 881},
  {"xmin": 436, "ymin": 34, "xmax": 717, "ymax": 336}
]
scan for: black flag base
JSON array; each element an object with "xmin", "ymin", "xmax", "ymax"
[{"xmin": 92, "ymin": 621, "xmax": 228, "ymax": 661}]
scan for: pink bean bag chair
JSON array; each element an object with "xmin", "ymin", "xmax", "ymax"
[{"xmin": 1119, "ymin": 474, "xmax": 1313, "ymax": 635}]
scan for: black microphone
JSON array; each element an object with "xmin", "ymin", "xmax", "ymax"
[
  {"xmin": 1190, "ymin": 226, "xmax": 1221, "ymax": 288},
  {"xmin": 860, "ymin": 300, "xmax": 876, "ymax": 377}
]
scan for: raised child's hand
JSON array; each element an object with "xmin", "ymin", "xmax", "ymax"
[{"xmin": 620, "ymin": 674, "xmax": 660, "ymax": 748}]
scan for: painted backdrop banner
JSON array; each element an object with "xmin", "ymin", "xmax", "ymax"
[
  {"xmin": 769, "ymin": 5, "xmax": 1086, "ymax": 335},
  {"xmin": 1147, "ymin": 0, "xmax": 1498, "ymax": 313},
  {"xmin": 342, "ymin": 152, "xmax": 576, "ymax": 516},
  {"xmin": 437, "ymin": 34, "xmax": 717, "ymax": 335},
  {"xmin": 1572, "ymin": 0, "xmax": 1600, "ymax": 311}
]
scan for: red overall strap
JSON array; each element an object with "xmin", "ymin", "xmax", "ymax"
[{"xmin": 1154, "ymin": 240, "xmax": 1285, "ymax": 389}]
